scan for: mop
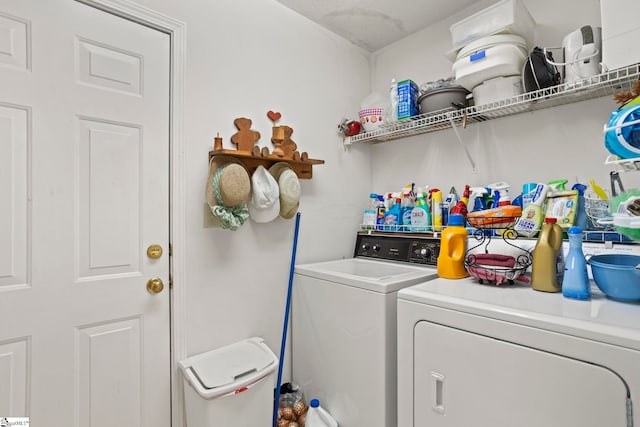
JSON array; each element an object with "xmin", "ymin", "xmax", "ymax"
[{"xmin": 273, "ymin": 212, "xmax": 301, "ymax": 427}]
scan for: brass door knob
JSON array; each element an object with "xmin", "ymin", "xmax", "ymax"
[{"xmin": 146, "ymin": 277, "xmax": 164, "ymax": 294}]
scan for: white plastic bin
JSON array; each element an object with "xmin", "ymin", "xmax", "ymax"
[
  {"xmin": 450, "ymin": 0, "xmax": 536, "ymax": 50},
  {"xmin": 452, "ymin": 34, "xmax": 528, "ymax": 91},
  {"xmin": 179, "ymin": 337, "xmax": 278, "ymax": 427},
  {"xmin": 601, "ymin": 0, "xmax": 640, "ymax": 71}
]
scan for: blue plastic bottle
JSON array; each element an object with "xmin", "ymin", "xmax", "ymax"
[
  {"xmin": 384, "ymin": 197, "xmax": 402, "ymax": 231},
  {"xmin": 401, "ymin": 191, "xmax": 414, "ymax": 231},
  {"xmin": 562, "ymin": 226, "xmax": 590, "ymax": 300},
  {"xmin": 572, "ymin": 183, "xmax": 589, "ymax": 231}
]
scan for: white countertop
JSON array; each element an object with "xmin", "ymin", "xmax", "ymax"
[{"xmin": 398, "ymin": 277, "xmax": 640, "ymax": 351}]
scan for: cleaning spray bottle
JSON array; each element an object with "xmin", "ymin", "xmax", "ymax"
[
  {"xmin": 468, "ymin": 187, "xmax": 489, "ymax": 213},
  {"xmin": 514, "ymin": 183, "xmax": 549, "ymax": 238},
  {"xmin": 488, "ymin": 182, "xmax": 512, "ymax": 206},
  {"xmin": 384, "ymin": 196, "xmax": 402, "ymax": 231},
  {"xmin": 401, "ymin": 189, "xmax": 414, "ymax": 231},
  {"xmin": 451, "ymin": 184, "xmax": 470, "ymax": 217},
  {"xmin": 411, "ymin": 191, "xmax": 431, "ymax": 232},
  {"xmin": 443, "ymin": 187, "xmax": 458, "ymax": 227},
  {"xmin": 547, "ymin": 179, "xmax": 568, "ymax": 194}
]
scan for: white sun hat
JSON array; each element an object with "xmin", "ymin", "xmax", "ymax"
[{"xmin": 248, "ymin": 165, "xmax": 280, "ymax": 223}]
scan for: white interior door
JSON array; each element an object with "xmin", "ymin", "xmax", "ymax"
[
  {"xmin": 413, "ymin": 321, "xmax": 629, "ymax": 427},
  {"xmin": 0, "ymin": 1, "xmax": 171, "ymax": 426}
]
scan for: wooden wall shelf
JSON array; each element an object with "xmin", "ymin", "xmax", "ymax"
[{"xmin": 208, "ymin": 149, "xmax": 324, "ymax": 179}]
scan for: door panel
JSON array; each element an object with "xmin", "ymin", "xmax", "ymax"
[
  {"xmin": 0, "ymin": 105, "xmax": 29, "ymax": 289},
  {"xmin": 414, "ymin": 321, "xmax": 628, "ymax": 426},
  {"xmin": 0, "ymin": 1, "xmax": 170, "ymax": 426}
]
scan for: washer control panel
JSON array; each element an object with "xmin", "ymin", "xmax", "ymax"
[{"xmin": 355, "ymin": 233, "xmax": 440, "ymax": 266}]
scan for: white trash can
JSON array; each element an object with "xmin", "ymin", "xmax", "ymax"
[{"xmin": 179, "ymin": 337, "xmax": 279, "ymax": 427}]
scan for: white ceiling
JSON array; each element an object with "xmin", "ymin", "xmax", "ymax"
[{"xmin": 274, "ymin": 0, "xmax": 482, "ymax": 51}]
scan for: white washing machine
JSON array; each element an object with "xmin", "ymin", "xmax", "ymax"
[
  {"xmin": 397, "ymin": 272, "xmax": 640, "ymax": 427},
  {"xmin": 293, "ymin": 232, "xmax": 441, "ymax": 427}
]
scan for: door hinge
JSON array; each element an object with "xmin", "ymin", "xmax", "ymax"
[
  {"xmin": 628, "ymin": 397, "xmax": 633, "ymax": 427},
  {"xmin": 169, "ymin": 275, "xmax": 173, "ymax": 289},
  {"xmin": 169, "ymin": 243, "xmax": 173, "ymax": 256}
]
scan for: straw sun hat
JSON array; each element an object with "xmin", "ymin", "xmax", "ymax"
[
  {"xmin": 206, "ymin": 156, "xmax": 251, "ymax": 230},
  {"xmin": 269, "ymin": 162, "xmax": 301, "ymax": 219}
]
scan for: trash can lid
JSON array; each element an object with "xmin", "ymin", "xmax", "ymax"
[{"xmin": 183, "ymin": 337, "xmax": 277, "ymax": 390}]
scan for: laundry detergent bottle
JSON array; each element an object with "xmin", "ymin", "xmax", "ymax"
[
  {"xmin": 531, "ymin": 217, "xmax": 564, "ymax": 293},
  {"xmin": 437, "ymin": 214, "xmax": 469, "ymax": 279}
]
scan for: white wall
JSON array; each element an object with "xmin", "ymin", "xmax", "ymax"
[
  {"xmin": 131, "ymin": 0, "xmax": 372, "ymax": 379},
  {"xmin": 123, "ymin": 0, "xmax": 640, "ymax": 396},
  {"xmin": 368, "ymin": 0, "xmax": 640, "ymax": 197}
]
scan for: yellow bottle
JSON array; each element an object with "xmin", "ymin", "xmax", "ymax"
[
  {"xmin": 531, "ymin": 217, "xmax": 564, "ymax": 292},
  {"xmin": 432, "ymin": 190, "xmax": 443, "ymax": 231},
  {"xmin": 437, "ymin": 214, "xmax": 469, "ymax": 279}
]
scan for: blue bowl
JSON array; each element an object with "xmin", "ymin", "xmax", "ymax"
[{"xmin": 589, "ymin": 254, "xmax": 640, "ymax": 302}]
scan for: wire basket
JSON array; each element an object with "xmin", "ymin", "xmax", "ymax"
[
  {"xmin": 466, "ymin": 215, "xmax": 520, "ymax": 230},
  {"xmin": 584, "ymin": 192, "xmax": 613, "ymax": 230},
  {"xmin": 464, "ymin": 225, "xmax": 532, "ymax": 286}
]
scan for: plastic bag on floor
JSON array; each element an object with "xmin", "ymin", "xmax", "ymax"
[{"xmin": 277, "ymin": 382, "xmax": 309, "ymax": 427}]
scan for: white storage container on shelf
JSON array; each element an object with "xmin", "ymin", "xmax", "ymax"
[
  {"xmin": 600, "ymin": 0, "xmax": 640, "ymax": 71},
  {"xmin": 179, "ymin": 337, "xmax": 279, "ymax": 427},
  {"xmin": 453, "ymin": 34, "xmax": 529, "ymax": 91},
  {"xmin": 472, "ymin": 75, "xmax": 524, "ymax": 106},
  {"xmin": 450, "ymin": 0, "xmax": 536, "ymax": 51}
]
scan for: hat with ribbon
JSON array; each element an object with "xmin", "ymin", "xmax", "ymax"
[
  {"xmin": 248, "ymin": 165, "xmax": 280, "ymax": 223},
  {"xmin": 269, "ymin": 162, "xmax": 301, "ymax": 219},
  {"xmin": 205, "ymin": 156, "xmax": 251, "ymax": 230}
]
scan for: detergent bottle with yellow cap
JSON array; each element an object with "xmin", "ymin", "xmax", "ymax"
[{"xmin": 437, "ymin": 214, "xmax": 469, "ymax": 279}]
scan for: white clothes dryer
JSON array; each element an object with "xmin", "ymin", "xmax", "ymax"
[
  {"xmin": 397, "ymin": 277, "xmax": 640, "ymax": 427},
  {"xmin": 293, "ymin": 232, "xmax": 441, "ymax": 427}
]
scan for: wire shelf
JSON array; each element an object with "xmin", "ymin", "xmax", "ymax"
[
  {"xmin": 347, "ymin": 63, "xmax": 640, "ymax": 144},
  {"xmin": 605, "ymin": 155, "xmax": 640, "ymax": 172}
]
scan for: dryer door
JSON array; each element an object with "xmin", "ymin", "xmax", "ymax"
[{"xmin": 414, "ymin": 321, "xmax": 629, "ymax": 426}]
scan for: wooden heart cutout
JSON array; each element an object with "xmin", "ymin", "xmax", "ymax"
[{"xmin": 267, "ymin": 110, "xmax": 282, "ymax": 122}]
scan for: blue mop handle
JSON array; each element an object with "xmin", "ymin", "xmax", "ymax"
[{"xmin": 273, "ymin": 212, "xmax": 301, "ymax": 427}]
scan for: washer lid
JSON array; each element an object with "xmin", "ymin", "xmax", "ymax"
[
  {"xmin": 187, "ymin": 337, "xmax": 277, "ymax": 390},
  {"xmin": 295, "ymin": 258, "xmax": 437, "ymax": 293}
]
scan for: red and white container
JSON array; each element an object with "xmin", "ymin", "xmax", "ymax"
[{"xmin": 359, "ymin": 108, "xmax": 385, "ymax": 132}]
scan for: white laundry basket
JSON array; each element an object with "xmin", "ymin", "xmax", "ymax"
[{"xmin": 179, "ymin": 337, "xmax": 278, "ymax": 427}]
